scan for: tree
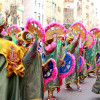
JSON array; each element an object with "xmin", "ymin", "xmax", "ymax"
[{"xmin": 5, "ymin": 1, "xmax": 18, "ymax": 30}]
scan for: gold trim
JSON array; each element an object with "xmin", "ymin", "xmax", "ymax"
[
  {"xmin": 62, "ymin": 54, "xmax": 65, "ymax": 60},
  {"xmin": 87, "ymin": 69, "xmax": 95, "ymax": 73},
  {"xmin": 42, "ymin": 59, "xmax": 52, "ymax": 67},
  {"xmin": 65, "ymin": 79, "xmax": 78, "ymax": 85},
  {"xmin": 30, "ymin": 99, "xmax": 42, "ymax": 100},
  {"xmin": 44, "ymin": 86, "xmax": 60, "ymax": 93},
  {"xmin": 0, "ymin": 39, "xmax": 25, "ymax": 77}
]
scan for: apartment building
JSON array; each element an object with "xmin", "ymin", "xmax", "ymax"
[{"xmin": 24, "ymin": 0, "xmax": 45, "ymax": 27}]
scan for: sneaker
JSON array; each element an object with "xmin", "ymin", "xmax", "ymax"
[
  {"xmin": 77, "ymin": 86, "xmax": 82, "ymax": 92},
  {"xmin": 82, "ymin": 80, "xmax": 86, "ymax": 84},
  {"xmin": 80, "ymin": 80, "xmax": 86, "ymax": 84},
  {"xmin": 48, "ymin": 96, "xmax": 56, "ymax": 100},
  {"xmin": 65, "ymin": 85, "xmax": 72, "ymax": 90}
]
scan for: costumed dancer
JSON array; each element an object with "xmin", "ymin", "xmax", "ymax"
[
  {"xmin": 92, "ymin": 65, "xmax": 100, "ymax": 94},
  {"xmin": 20, "ymin": 18, "xmax": 45, "ymax": 100},
  {"xmin": 0, "ymin": 16, "xmax": 25, "ymax": 100},
  {"xmin": 90, "ymin": 28, "xmax": 100, "ymax": 75},
  {"xmin": 84, "ymin": 31, "xmax": 96, "ymax": 77},
  {"xmin": 91, "ymin": 28, "xmax": 100, "ymax": 94},
  {"xmin": 65, "ymin": 22, "xmax": 87, "ymax": 91},
  {"xmin": 59, "ymin": 32, "xmax": 76, "ymax": 87},
  {"xmin": 79, "ymin": 44, "xmax": 87, "ymax": 83},
  {"xmin": 42, "ymin": 23, "xmax": 67, "ymax": 100}
]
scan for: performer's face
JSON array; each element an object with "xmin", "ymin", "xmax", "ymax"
[
  {"xmin": 62, "ymin": 40, "xmax": 65, "ymax": 46},
  {"xmin": 53, "ymin": 33, "xmax": 57, "ymax": 37},
  {"xmin": 18, "ymin": 40, "xmax": 24, "ymax": 46}
]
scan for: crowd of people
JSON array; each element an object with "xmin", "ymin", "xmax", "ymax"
[{"xmin": 0, "ymin": 16, "xmax": 100, "ymax": 100}]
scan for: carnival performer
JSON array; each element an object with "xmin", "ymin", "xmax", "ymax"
[
  {"xmin": 65, "ymin": 22, "xmax": 87, "ymax": 91},
  {"xmin": 89, "ymin": 28, "xmax": 100, "ymax": 76},
  {"xmin": 0, "ymin": 16, "xmax": 25, "ymax": 100},
  {"xmin": 0, "ymin": 33, "xmax": 25, "ymax": 100},
  {"xmin": 42, "ymin": 23, "xmax": 67, "ymax": 100},
  {"xmin": 91, "ymin": 28, "xmax": 100, "ymax": 94},
  {"xmin": 92, "ymin": 67, "xmax": 100, "ymax": 94},
  {"xmin": 84, "ymin": 31, "xmax": 96, "ymax": 77},
  {"xmin": 20, "ymin": 18, "xmax": 45, "ymax": 100},
  {"xmin": 78, "ymin": 38, "xmax": 87, "ymax": 83},
  {"xmin": 65, "ymin": 34, "xmax": 82, "ymax": 91}
]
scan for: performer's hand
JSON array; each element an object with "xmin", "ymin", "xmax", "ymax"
[
  {"xmin": 53, "ymin": 33, "xmax": 57, "ymax": 42},
  {"xmin": 59, "ymin": 59, "xmax": 64, "ymax": 65}
]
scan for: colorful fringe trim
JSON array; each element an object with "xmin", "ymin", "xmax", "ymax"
[
  {"xmin": 78, "ymin": 56, "xmax": 85, "ymax": 73},
  {"xmin": 71, "ymin": 22, "xmax": 87, "ymax": 40},
  {"xmin": 24, "ymin": 18, "xmax": 45, "ymax": 42},
  {"xmin": 7, "ymin": 25, "xmax": 21, "ymax": 35},
  {"xmin": 90, "ymin": 27, "xmax": 100, "ymax": 33},
  {"xmin": 87, "ymin": 31, "xmax": 95, "ymax": 49},
  {"xmin": 45, "ymin": 22, "xmax": 67, "ymax": 34}
]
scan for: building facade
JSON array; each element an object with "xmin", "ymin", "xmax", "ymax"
[
  {"xmin": 63, "ymin": 0, "xmax": 99, "ymax": 30},
  {"xmin": 24, "ymin": 0, "xmax": 64, "ymax": 27},
  {"xmin": 24, "ymin": 0, "xmax": 45, "ymax": 27},
  {"xmin": 45, "ymin": 0, "xmax": 64, "ymax": 26}
]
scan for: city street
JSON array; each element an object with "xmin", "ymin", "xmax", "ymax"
[{"xmin": 44, "ymin": 75, "xmax": 100, "ymax": 100}]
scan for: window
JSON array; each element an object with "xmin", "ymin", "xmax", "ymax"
[
  {"xmin": 38, "ymin": 3, "xmax": 40, "ymax": 8},
  {"xmin": 42, "ymin": 14, "xmax": 44, "ymax": 26},
  {"xmin": 58, "ymin": 7, "xmax": 61, "ymax": 12},
  {"xmin": 52, "ymin": 3, "xmax": 56, "ymax": 13},
  {"xmin": 13, "ymin": 17, "xmax": 17, "ymax": 24},
  {"xmin": 42, "ymin": 1, "xmax": 44, "ymax": 9},
  {"xmin": 42, "ymin": 4, "xmax": 43, "ymax": 9},
  {"xmin": 52, "ymin": 17, "xmax": 56, "ymax": 22},
  {"xmin": 91, "ymin": 2, "xmax": 94, "ymax": 6},
  {"xmin": 0, "ymin": 3, "xmax": 2, "ymax": 12},
  {"xmin": 34, "ymin": 0, "xmax": 36, "ymax": 6},
  {"xmin": 47, "ymin": 1, "xmax": 51, "ymax": 8},
  {"xmin": 38, "ymin": 13, "xmax": 40, "ymax": 21},
  {"xmin": 34, "ymin": 12, "xmax": 37, "ymax": 20},
  {"xmin": 21, "ymin": 0, "xmax": 23, "ymax": 4},
  {"xmin": 86, "ymin": 5, "xmax": 88, "ymax": 9}
]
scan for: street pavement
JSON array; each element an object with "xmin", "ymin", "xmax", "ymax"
[{"xmin": 44, "ymin": 75, "xmax": 100, "ymax": 100}]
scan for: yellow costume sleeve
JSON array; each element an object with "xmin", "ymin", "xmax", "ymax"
[{"xmin": 0, "ymin": 38, "xmax": 25, "ymax": 77}]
